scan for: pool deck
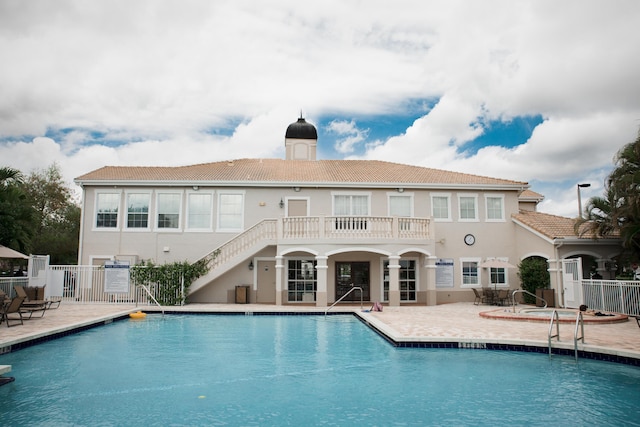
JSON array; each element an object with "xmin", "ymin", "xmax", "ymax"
[{"xmin": 1, "ymin": 302, "xmax": 639, "ymax": 362}]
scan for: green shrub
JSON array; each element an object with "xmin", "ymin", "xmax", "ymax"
[{"xmin": 518, "ymin": 257, "xmax": 550, "ymax": 304}]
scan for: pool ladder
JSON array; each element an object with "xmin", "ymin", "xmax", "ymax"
[{"xmin": 547, "ymin": 309, "xmax": 584, "ymax": 361}]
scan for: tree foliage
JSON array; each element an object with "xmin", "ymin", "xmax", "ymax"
[
  {"xmin": 0, "ymin": 164, "xmax": 79, "ymax": 264},
  {"xmin": 22, "ymin": 164, "xmax": 80, "ymax": 264},
  {"xmin": 577, "ymin": 130, "xmax": 640, "ymax": 263},
  {"xmin": 518, "ymin": 257, "xmax": 550, "ymax": 304},
  {"xmin": 0, "ymin": 166, "xmax": 33, "ymax": 252}
]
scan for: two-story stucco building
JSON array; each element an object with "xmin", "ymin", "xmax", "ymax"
[{"xmin": 74, "ymin": 117, "xmax": 622, "ymax": 307}]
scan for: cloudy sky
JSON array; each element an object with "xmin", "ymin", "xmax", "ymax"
[{"xmin": 1, "ymin": 0, "xmax": 639, "ymax": 218}]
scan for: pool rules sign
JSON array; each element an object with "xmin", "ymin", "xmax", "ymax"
[{"xmin": 104, "ymin": 260, "xmax": 130, "ymax": 293}]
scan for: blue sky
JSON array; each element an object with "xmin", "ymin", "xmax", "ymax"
[{"xmin": 1, "ymin": 0, "xmax": 639, "ymax": 218}]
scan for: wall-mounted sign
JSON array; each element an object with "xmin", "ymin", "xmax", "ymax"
[
  {"xmin": 436, "ymin": 258, "xmax": 454, "ymax": 288},
  {"xmin": 104, "ymin": 260, "xmax": 130, "ymax": 293}
]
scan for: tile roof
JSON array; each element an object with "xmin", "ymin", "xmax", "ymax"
[
  {"xmin": 518, "ymin": 189, "xmax": 544, "ymax": 201},
  {"xmin": 512, "ymin": 210, "xmax": 619, "ymax": 240},
  {"xmin": 75, "ymin": 158, "xmax": 528, "ymax": 188}
]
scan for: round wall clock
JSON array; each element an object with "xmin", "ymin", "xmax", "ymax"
[{"xmin": 464, "ymin": 234, "xmax": 475, "ymax": 246}]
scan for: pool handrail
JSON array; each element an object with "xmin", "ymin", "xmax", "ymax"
[
  {"xmin": 510, "ymin": 289, "xmax": 547, "ymax": 312},
  {"xmin": 137, "ymin": 284, "xmax": 165, "ymax": 316},
  {"xmin": 325, "ymin": 284, "xmax": 363, "ymax": 316}
]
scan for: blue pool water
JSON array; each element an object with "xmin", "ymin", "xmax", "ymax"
[{"xmin": 1, "ymin": 314, "xmax": 639, "ymax": 426}]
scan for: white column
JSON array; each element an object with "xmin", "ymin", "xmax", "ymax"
[
  {"xmin": 275, "ymin": 255, "xmax": 284, "ymax": 305},
  {"xmin": 315, "ymin": 255, "xmax": 328, "ymax": 307},
  {"xmin": 388, "ymin": 255, "xmax": 401, "ymax": 306},
  {"xmin": 425, "ymin": 255, "xmax": 437, "ymax": 306}
]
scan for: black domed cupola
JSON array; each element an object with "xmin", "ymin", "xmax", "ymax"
[
  {"xmin": 285, "ymin": 117, "xmax": 318, "ymax": 140},
  {"xmin": 285, "ymin": 114, "xmax": 318, "ymax": 160}
]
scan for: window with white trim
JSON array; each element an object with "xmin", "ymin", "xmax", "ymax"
[
  {"xmin": 333, "ymin": 194, "xmax": 369, "ymax": 216},
  {"xmin": 486, "ymin": 195, "xmax": 505, "ymax": 221},
  {"xmin": 488, "ymin": 258, "xmax": 509, "ymax": 288},
  {"xmin": 217, "ymin": 192, "xmax": 244, "ymax": 231},
  {"xmin": 156, "ymin": 192, "xmax": 181, "ymax": 230},
  {"xmin": 458, "ymin": 195, "xmax": 478, "ymax": 221},
  {"xmin": 382, "ymin": 259, "xmax": 417, "ymax": 302},
  {"xmin": 187, "ymin": 192, "xmax": 213, "ymax": 230},
  {"xmin": 431, "ymin": 194, "xmax": 451, "ymax": 221},
  {"xmin": 389, "ymin": 194, "xmax": 413, "ymax": 231},
  {"xmin": 461, "ymin": 258, "xmax": 481, "ymax": 287},
  {"xmin": 125, "ymin": 192, "xmax": 150, "ymax": 229},
  {"xmin": 95, "ymin": 192, "xmax": 120, "ymax": 229},
  {"xmin": 287, "ymin": 259, "xmax": 317, "ymax": 302},
  {"xmin": 332, "ymin": 193, "xmax": 370, "ymax": 231}
]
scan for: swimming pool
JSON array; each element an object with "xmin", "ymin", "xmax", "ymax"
[{"xmin": 1, "ymin": 314, "xmax": 639, "ymax": 426}]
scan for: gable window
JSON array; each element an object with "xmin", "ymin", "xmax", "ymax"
[
  {"xmin": 156, "ymin": 193, "xmax": 181, "ymax": 230},
  {"xmin": 431, "ymin": 194, "xmax": 451, "ymax": 221},
  {"xmin": 486, "ymin": 195, "xmax": 504, "ymax": 221},
  {"xmin": 187, "ymin": 192, "xmax": 213, "ymax": 230},
  {"xmin": 126, "ymin": 193, "xmax": 150, "ymax": 229},
  {"xmin": 218, "ymin": 192, "xmax": 244, "ymax": 231},
  {"xmin": 96, "ymin": 192, "xmax": 120, "ymax": 229},
  {"xmin": 461, "ymin": 258, "xmax": 481, "ymax": 287},
  {"xmin": 459, "ymin": 195, "xmax": 478, "ymax": 221}
]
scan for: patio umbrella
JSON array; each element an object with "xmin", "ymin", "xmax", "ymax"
[
  {"xmin": 479, "ymin": 259, "xmax": 516, "ymax": 269},
  {"xmin": 0, "ymin": 245, "xmax": 29, "ymax": 259},
  {"xmin": 479, "ymin": 259, "xmax": 516, "ymax": 291}
]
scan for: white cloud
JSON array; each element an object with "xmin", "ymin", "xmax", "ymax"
[{"xmin": 0, "ymin": 0, "xmax": 639, "ymax": 219}]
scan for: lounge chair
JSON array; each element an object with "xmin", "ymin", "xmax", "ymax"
[
  {"xmin": 13, "ymin": 285, "xmax": 50, "ymax": 319},
  {"xmin": 1, "ymin": 296, "xmax": 26, "ymax": 327}
]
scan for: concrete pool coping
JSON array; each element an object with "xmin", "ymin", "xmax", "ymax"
[{"xmin": 0, "ymin": 302, "xmax": 638, "ymax": 364}]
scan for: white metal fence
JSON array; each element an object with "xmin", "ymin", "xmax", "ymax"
[
  {"xmin": 39, "ymin": 265, "xmax": 185, "ymax": 306},
  {"xmin": 582, "ymin": 280, "xmax": 640, "ymax": 316},
  {"xmin": 0, "ymin": 277, "xmax": 29, "ymax": 297}
]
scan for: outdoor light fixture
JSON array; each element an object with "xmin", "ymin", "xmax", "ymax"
[
  {"xmin": 397, "ymin": 188, "xmax": 404, "ymax": 193},
  {"xmin": 577, "ymin": 183, "xmax": 591, "ymax": 218},
  {"xmin": 294, "ymin": 187, "xmax": 301, "ymax": 192},
  {"xmin": 248, "ymin": 260, "xmax": 254, "ymax": 270},
  {"xmin": 279, "ymin": 198, "xmax": 285, "ymax": 208}
]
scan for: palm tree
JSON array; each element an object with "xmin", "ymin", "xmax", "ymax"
[{"xmin": 577, "ymin": 131, "xmax": 640, "ymax": 261}]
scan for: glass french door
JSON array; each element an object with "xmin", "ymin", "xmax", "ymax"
[{"xmin": 335, "ymin": 262, "xmax": 370, "ymax": 301}]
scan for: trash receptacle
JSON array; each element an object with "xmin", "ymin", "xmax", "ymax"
[
  {"xmin": 235, "ymin": 285, "xmax": 250, "ymax": 304},
  {"xmin": 536, "ymin": 288, "xmax": 555, "ymax": 307}
]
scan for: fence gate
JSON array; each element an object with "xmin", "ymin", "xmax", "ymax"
[
  {"xmin": 562, "ymin": 257, "xmax": 583, "ymax": 308},
  {"xmin": 28, "ymin": 255, "xmax": 50, "ymax": 292}
]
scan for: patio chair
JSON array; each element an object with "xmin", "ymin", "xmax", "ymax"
[
  {"xmin": 13, "ymin": 285, "xmax": 50, "ymax": 319},
  {"xmin": 472, "ymin": 288, "xmax": 485, "ymax": 305},
  {"xmin": 496, "ymin": 290, "xmax": 510, "ymax": 306},
  {"xmin": 1, "ymin": 296, "xmax": 26, "ymax": 327}
]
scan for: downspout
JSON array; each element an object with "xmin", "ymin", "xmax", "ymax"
[{"xmin": 77, "ymin": 184, "xmax": 86, "ymax": 265}]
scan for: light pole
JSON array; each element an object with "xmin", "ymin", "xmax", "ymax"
[{"xmin": 577, "ymin": 183, "xmax": 591, "ymax": 218}]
